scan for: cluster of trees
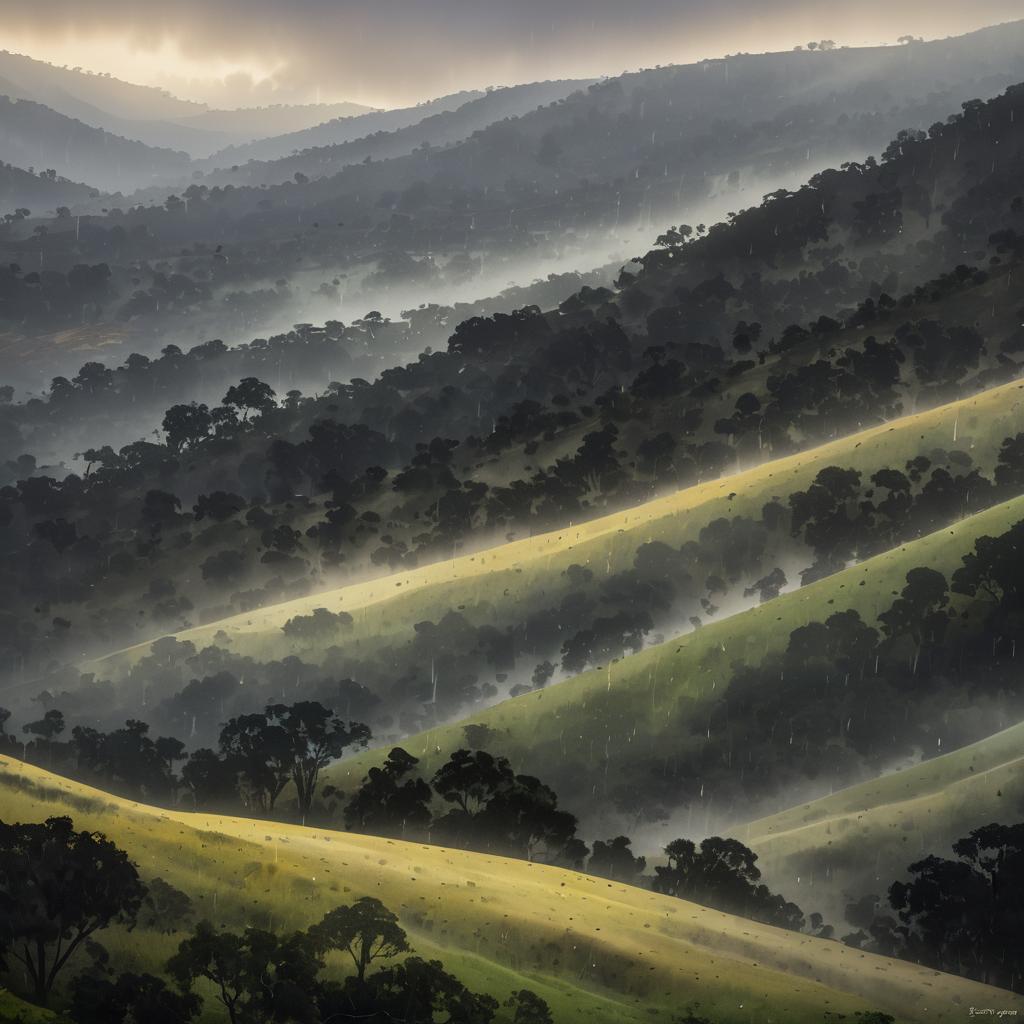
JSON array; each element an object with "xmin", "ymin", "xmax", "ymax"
[
  {"xmin": 651, "ymin": 836, "xmax": 805, "ymax": 931},
  {"xmin": 0, "ymin": 260, "xmax": 115, "ymax": 327},
  {"xmin": 786, "ymin": 434, "xmax": 1023, "ymax": 582},
  {"xmin": 8, "ymin": 31, "xmax": 1017, "ymax": 349},
  {"xmin": 844, "ymin": 822, "xmax": 1024, "ymax": 991},
  {"xmin": 0, "ymin": 815, "xmax": 552, "ymax": 1022},
  {"xmin": 3, "ymin": 79, "xmax": 1023, "ymax": 693},
  {"xmin": 343, "ymin": 747, "xmax": 586, "ymax": 865},
  {"xmin": 610, "ymin": 514, "xmax": 1024, "ymax": 822},
  {"xmin": 4, "ymin": 700, "xmax": 370, "ymax": 826},
  {"xmin": 340, "ymin": 745, "xmax": 813, "ymax": 933},
  {"xmin": 5, "ymin": 697, "xmax": 816, "ymax": 939}
]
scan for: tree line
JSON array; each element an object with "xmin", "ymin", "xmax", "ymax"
[{"xmin": 0, "ymin": 814, "xmax": 556, "ymax": 1022}]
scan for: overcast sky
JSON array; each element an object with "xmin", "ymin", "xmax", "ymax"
[{"xmin": 2, "ymin": 0, "xmax": 1022, "ymax": 109}]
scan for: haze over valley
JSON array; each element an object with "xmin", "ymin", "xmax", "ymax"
[{"xmin": 2, "ymin": 7, "xmax": 1024, "ymax": 1023}]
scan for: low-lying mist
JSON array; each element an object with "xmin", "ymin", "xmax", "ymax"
[{"xmin": 3, "ymin": 151, "xmax": 865, "ymax": 472}]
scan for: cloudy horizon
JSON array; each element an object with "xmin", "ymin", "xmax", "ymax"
[{"xmin": 1, "ymin": 1, "xmax": 1022, "ymax": 109}]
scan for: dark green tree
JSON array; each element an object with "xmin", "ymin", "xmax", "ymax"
[
  {"xmin": 0, "ymin": 817, "xmax": 146, "ymax": 1005},
  {"xmin": 343, "ymin": 747, "xmax": 433, "ymax": 838},
  {"xmin": 222, "ymin": 377, "xmax": 276, "ymax": 421},
  {"xmin": 308, "ymin": 896, "xmax": 409, "ymax": 983},
  {"xmin": 70, "ymin": 971, "xmax": 201, "ymax": 1024},
  {"xmin": 264, "ymin": 701, "xmax": 371, "ymax": 822}
]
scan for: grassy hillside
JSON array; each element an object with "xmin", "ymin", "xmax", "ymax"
[
  {"xmin": 322, "ymin": 491, "xmax": 1024, "ymax": 824},
  {"xmin": 93, "ymin": 376, "xmax": 1024, "ymax": 676},
  {"xmin": 0, "ymin": 756, "xmax": 1015, "ymax": 1023},
  {"xmin": 739, "ymin": 721, "xmax": 1024, "ymax": 921}
]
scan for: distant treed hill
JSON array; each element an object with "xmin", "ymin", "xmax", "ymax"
[
  {"xmin": 0, "ymin": 50, "xmax": 377, "ymax": 156},
  {"xmin": 0, "ymin": 162, "xmax": 98, "ymax": 215},
  {"xmin": 175, "ymin": 101, "xmax": 378, "ymax": 145},
  {"xmin": 135, "ymin": 22, "xmax": 1024, "ymax": 236},
  {"xmin": 0, "ymin": 57, "xmax": 387, "ymax": 174},
  {"xmin": 202, "ymin": 79, "xmax": 597, "ymax": 186},
  {"xmin": 202, "ymin": 89, "xmax": 488, "ymax": 167},
  {"xmin": 4, "ymin": 81, "xmax": 1024, "ymax": 684},
  {"xmin": 11, "ymin": 20, "xmax": 1024, "ymax": 321},
  {"xmin": 0, "ymin": 49, "xmax": 201, "ymax": 123},
  {"xmin": 0, "ymin": 95, "xmax": 191, "ymax": 192}
]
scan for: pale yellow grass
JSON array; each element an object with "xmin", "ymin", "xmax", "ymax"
[{"xmin": 1, "ymin": 756, "xmax": 1017, "ymax": 1023}]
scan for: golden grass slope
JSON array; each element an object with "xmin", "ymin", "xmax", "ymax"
[
  {"xmin": 739, "ymin": 720, "xmax": 1024, "ymax": 919},
  {"xmin": 0, "ymin": 756, "xmax": 1017, "ymax": 1024},
  {"xmin": 91, "ymin": 375, "xmax": 1024, "ymax": 678}
]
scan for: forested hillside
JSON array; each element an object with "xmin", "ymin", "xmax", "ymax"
[{"xmin": 4, "ymin": 19, "xmax": 1024, "ymax": 1024}]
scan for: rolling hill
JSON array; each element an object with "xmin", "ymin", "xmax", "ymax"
[
  {"xmin": 202, "ymin": 89, "xmax": 488, "ymax": 167},
  {"xmin": 0, "ymin": 162, "xmax": 98, "ymax": 215},
  {"xmin": 316, "ymin": 490, "xmax": 1024, "ymax": 824},
  {"xmin": 0, "ymin": 754, "xmax": 1013, "ymax": 1023},
  {"xmin": 92, "ymin": 374, "xmax": 1024, "ymax": 684},
  {"xmin": 68, "ymin": 373, "xmax": 1024, "ymax": 849},
  {"xmin": 0, "ymin": 51, "xmax": 376, "ymax": 157},
  {"xmin": 202, "ymin": 79, "xmax": 596, "ymax": 187},
  {"xmin": 0, "ymin": 94, "xmax": 191, "ymax": 192},
  {"xmin": 739, "ymin": 721, "xmax": 1024, "ymax": 922}
]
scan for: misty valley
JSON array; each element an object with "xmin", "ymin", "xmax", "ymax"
[{"xmin": 1, "ymin": 11, "xmax": 1024, "ymax": 1024}]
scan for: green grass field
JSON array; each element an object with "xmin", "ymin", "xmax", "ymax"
[
  {"xmin": 0, "ymin": 756, "xmax": 1018, "ymax": 1024},
  {"xmin": 328, "ymin": 493, "xmax": 1024, "ymax": 815},
  {"xmin": 49, "ymin": 379, "xmax": 1024, "ymax": 1021},
  {"xmin": 738, "ymin": 720, "xmax": 1024, "ymax": 921},
  {"xmin": 90, "ymin": 376, "xmax": 1024, "ymax": 684}
]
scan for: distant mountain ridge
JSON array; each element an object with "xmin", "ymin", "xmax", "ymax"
[
  {"xmin": 203, "ymin": 78, "xmax": 596, "ymax": 185},
  {"xmin": 202, "ymin": 89, "xmax": 490, "ymax": 166},
  {"xmin": 0, "ymin": 49, "xmax": 377, "ymax": 156},
  {"xmin": 0, "ymin": 94, "xmax": 191, "ymax": 192},
  {"xmin": 0, "ymin": 161, "xmax": 98, "ymax": 214}
]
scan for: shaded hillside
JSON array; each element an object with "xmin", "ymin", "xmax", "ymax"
[
  {"xmin": 6, "ymin": 22, "xmax": 1024, "ymax": 354},
  {"xmin": 204, "ymin": 89, "xmax": 487, "ymax": 166},
  {"xmin": 203, "ymin": 79, "xmax": 596, "ymax": 187},
  {"xmin": 0, "ymin": 162, "xmax": 98, "ymax": 215},
  {"xmin": 0, "ymin": 95, "xmax": 191, "ymax": 192},
  {"xmin": 322, "ymin": 492, "xmax": 1024, "ymax": 832},
  {"xmin": 173, "ymin": 100, "xmax": 378, "ymax": 155},
  {"xmin": 741, "ymin": 721, "xmax": 1024, "ymax": 921}
]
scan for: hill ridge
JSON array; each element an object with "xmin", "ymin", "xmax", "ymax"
[{"xmin": 0, "ymin": 753, "xmax": 1017, "ymax": 1023}]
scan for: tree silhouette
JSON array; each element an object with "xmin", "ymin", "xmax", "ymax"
[
  {"xmin": 589, "ymin": 835, "xmax": 647, "ymax": 881},
  {"xmin": 264, "ymin": 701, "xmax": 370, "ymax": 822},
  {"xmin": 309, "ymin": 896, "xmax": 410, "ymax": 983},
  {"xmin": 343, "ymin": 747, "xmax": 432, "ymax": 838},
  {"xmin": 0, "ymin": 817, "xmax": 146, "ymax": 1005},
  {"xmin": 70, "ymin": 971, "xmax": 201, "ymax": 1024},
  {"xmin": 222, "ymin": 377, "xmax": 276, "ymax": 421},
  {"xmin": 888, "ymin": 822, "xmax": 1024, "ymax": 988},
  {"xmin": 168, "ymin": 921, "xmax": 320, "ymax": 1024}
]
